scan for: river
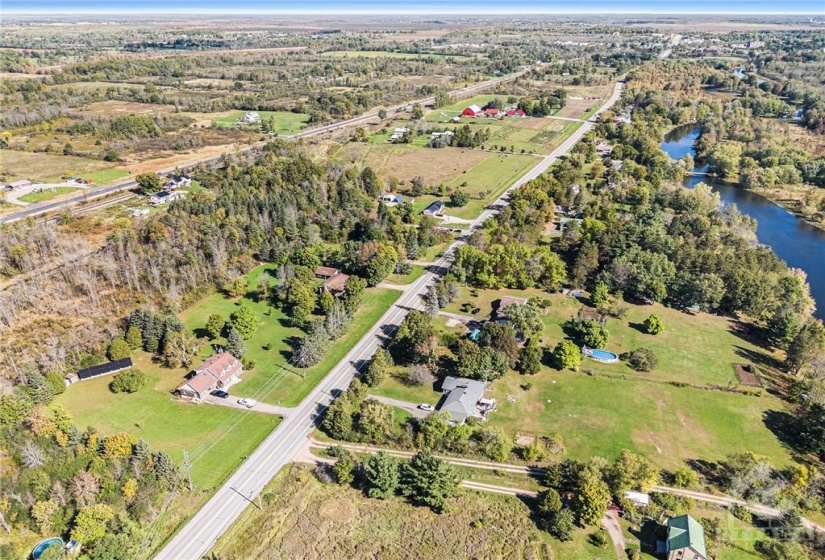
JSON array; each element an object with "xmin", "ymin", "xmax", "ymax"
[{"xmin": 661, "ymin": 125, "xmax": 825, "ymax": 320}]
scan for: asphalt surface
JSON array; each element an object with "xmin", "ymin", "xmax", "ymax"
[
  {"xmin": 0, "ymin": 71, "xmax": 527, "ymax": 225},
  {"xmin": 155, "ymin": 79, "xmax": 624, "ymax": 559}
]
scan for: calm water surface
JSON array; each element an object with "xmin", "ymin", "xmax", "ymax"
[{"xmin": 661, "ymin": 125, "xmax": 825, "ymax": 319}]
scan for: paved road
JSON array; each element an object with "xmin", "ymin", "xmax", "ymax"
[
  {"xmin": 366, "ymin": 394, "xmax": 431, "ymax": 419},
  {"xmin": 155, "ymin": 78, "xmax": 624, "ymax": 560},
  {"xmin": 0, "ymin": 70, "xmax": 528, "ymax": 225}
]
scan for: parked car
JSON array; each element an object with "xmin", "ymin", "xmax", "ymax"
[
  {"xmin": 237, "ymin": 398, "xmax": 258, "ymax": 408},
  {"xmin": 471, "ymin": 308, "xmax": 481, "ymax": 315},
  {"xmin": 210, "ymin": 390, "xmax": 229, "ymax": 399},
  {"xmin": 418, "ymin": 404, "xmax": 435, "ymax": 412}
]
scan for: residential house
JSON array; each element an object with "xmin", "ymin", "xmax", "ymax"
[
  {"xmin": 241, "ymin": 111, "xmax": 261, "ymax": 124},
  {"xmin": 438, "ymin": 376, "xmax": 496, "ymax": 424},
  {"xmin": 496, "ymin": 295, "xmax": 528, "ymax": 319},
  {"xmin": 505, "ymin": 109, "xmax": 526, "ymax": 117},
  {"xmin": 665, "ymin": 515, "xmax": 707, "ymax": 560},
  {"xmin": 165, "ymin": 174, "xmax": 192, "ymax": 190},
  {"xmin": 595, "ymin": 142, "xmax": 613, "ymax": 156},
  {"xmin": 175, "ymin": 352, "xmax": 243, "ymax": 402},
  {"xmin": 390, "ymin": 127, "xmax": 410, "ymax": 142},
  {"xmin": 420, "ymin": 200, "xmax": 445, "ymax": 217},
  {"xmin": 430, "ymin": 130, "xmax": 455, "ymax": 140},
  {"xmin": 315, "ymin": 266, "xmax": 341, "ymax": 280},
  {"xmin": 378, "ymin": 194, "xmax": 404, "ymax": 204},
  {"xmin": 461, "ymin": 105, "xmax": 483, "ymax": 117},
  {"xmin": 323, "ymin": 272, "xmax": 350, "ymax": 293},
  {"xmin": 148, "ymin": 191, "xmax": 185, "ymax": 207}
]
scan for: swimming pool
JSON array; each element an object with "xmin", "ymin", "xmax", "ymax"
[
  {"xmin": 585, "ymin": 348, "xmax": 619, "ymax": 363},
  {"xmin": 32, "ymin": 538, "xmax": 63, "ymax": 559}
]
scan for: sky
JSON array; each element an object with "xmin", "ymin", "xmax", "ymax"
[{"xmin": 4, "ymin": 0, "xmax": 823, "ymax": 14}]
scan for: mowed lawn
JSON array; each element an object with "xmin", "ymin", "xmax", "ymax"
[
  {"xmin": 444, "ymin": 288, "xmax": 781, "ymax": 387},
  {"xmin": 181, "ymin": 265, "xmax": 401, "ymax": 406},
  {"xmin": 214, "ymin": 110, "xmax": 310, "ymax": 134},
  {"xmin": 53, "ymin": 352, "xmax": 279, "ymax": 490},
  {"xmin": 18, "ymin": 187, "xmax": 80, "ymax": 203},
  {"xmin": 488, "ymin": 371, "xmax": 793, "ymax": 470}
]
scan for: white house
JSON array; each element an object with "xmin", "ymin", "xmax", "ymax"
[
  {"xmin": 165, "ymin": 174, "xmax": 192, "ymax": 190},
  {"xmin": 148, "ymin": 191, "xmax": 185, "ymax": 207},
  {"xmin": 241, "ymin": 111, "xmax": 261, "ymax": 124}
]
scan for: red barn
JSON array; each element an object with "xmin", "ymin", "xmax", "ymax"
[{"xmin": 461, "ymin": 104, "xmax": 483, "ymax": 117}]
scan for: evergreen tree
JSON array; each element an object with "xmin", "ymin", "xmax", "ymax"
[
  {"xmin": 517, "ymin": 339, "xmax": 542, "ymax": 375},
  {"xmin": 364, "ymin": 348, "xmax": 392, "ymax": 387},
  {"xmin": 293, "ymin": 322, "xmax": 329, "ymax": 368},
  {"xmin": 124, "ymin": 326, "xmax": 143, "ymax": 350},
  {"xmin": 205, "ymin": 314, "xmax": 225, "ymax": 339},
  {"xmin": 225, "ymin": 327, "xmax": 247, "ymax": 359},
  {"xmin": 591, "ymin": 282, "xmax": 610, "ymax": 308},
  {"xmin": 399, "ymin": 449, "xmax": 459, "ymax": 513},
  {"xmin": 365, "ymin": 451, "xmax": 400, "ymax": 499}
]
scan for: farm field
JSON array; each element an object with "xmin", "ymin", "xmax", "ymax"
[
  {"xmin": 181, "ymin": 266, "xmax": 401, "ymax": 407},
  {"xmin": 52, "ymin": 352, "xmax": 279, "ymax": 490},
  {"xmin": 333, "ymin": 142, "xmax": 492, "ymax": 186},
  {"xmin": 213, "ymin": 463, "xmax": 606, "ymax": 560},
  {"xmin": 446, "ymin": 152, "xmax": 538, "ymax": 218},
  {"xmin": 0, "ymin": 150, "xmax": 128, "ymax": 183},
  {"xmin": 213, "ymin": 110, "xmax": 311, "ymax": 134},
  {"xmin": 75, "ymin": 99, "xmax": 177, "ymax": 116}
]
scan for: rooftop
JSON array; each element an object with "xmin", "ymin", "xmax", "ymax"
[
  {"xmin": 439, "ymin": 376, "xmax": 487, "ymax": 424},
  {"xmin": 667, "ymin": 515, "xmax": 707, "ymax": 559}
]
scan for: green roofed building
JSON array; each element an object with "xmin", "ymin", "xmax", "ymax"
[{"xmin": 666, "ymin": 514, "xmax": 707, "ymax": 560}]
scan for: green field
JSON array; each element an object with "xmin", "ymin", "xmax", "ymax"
[
  {"xmin": 214, "ymin": 110, "xmax": 310, "ymax": 134},
  {"xmin": 446, "ymin": 152, "xmax": 538, "ymax": 218},
  {"xmin": 18, "ymin": 186, "xmax": 80, "ymax": 203},
  {"xmin": 181, "ymin": 266, "xmax": 401, "ymax": 406},
  {"xmin": 52, "ymin": 352, "xmax": 279, "ymax": 489},
  {"xmin": 428, "ymin": 94, "xmax": 507, "ymax": 121},
  {"xmin": 381, "ymin": 264, "xmax": 427, "ymax": 286},
  {"xmin": 86, "ymin": 168, "xmax": 131, "ymax": 184}
]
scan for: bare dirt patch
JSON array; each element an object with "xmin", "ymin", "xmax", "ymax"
[{"xmin": 556, "ymin": 98, "xmax": 598, "ymax": 119}]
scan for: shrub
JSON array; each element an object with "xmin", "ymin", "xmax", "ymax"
[
  {"xmin": 553, "ymin": 340, "xmax": 581, "ymax": 372},
  {"xmin": 109, "ymin": 369, "xmax": 146, "ymax": 394},
  {"xmin": 622, "ymin": 348, "xmax": 658, "ymax": 372},
  {"xmin": 643, "ymin": 314, "xmax": 665, "ymax": 335},
  {"xmin": 731, "ymin": 505, "xmax": 753, "ymax": 523},
  {"xmin": 589, "ymin": 531, "xmax": 609, "ymax": 548},
  {"xmin": 106, "ymin": 339, "xmax": 131, "ymax": 361}
]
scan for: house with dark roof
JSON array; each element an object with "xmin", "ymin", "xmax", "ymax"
[
  {"xmin": 323, "ymin": 272, "xmax": 350, "ymax": 293},
  {"xmin": 438, "ymin": 376, "xmax": 496, "ymax": 424},
  {"xmin": 666, "ymin": 515, "xmax": 707, "ymax": 560},
  {"xmin": 148, "ymin": 190, "xmax": 185, "ymax": 207},
  {"xmin": 421, "ymin": 200, "xmax": 445, "ymax": 217},
  {"xmin": 165, "ymin": 174, "xmax": 191, "ymax": 190},
  {"xmin": 315, "ymin": 266, "xmax": 341, "ymax": 279}
]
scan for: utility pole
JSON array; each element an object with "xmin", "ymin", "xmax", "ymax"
[{"xmin": 183, "ymin": 450, "xmax": 193, "ymax": 491}]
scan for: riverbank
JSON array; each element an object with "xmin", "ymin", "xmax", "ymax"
[{"xmin": 662, "ymin": 125, "xmax": 825, "ymax": 320}]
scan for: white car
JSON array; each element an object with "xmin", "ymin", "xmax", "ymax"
[
  {"xmin": 237, "ymin": 398, "xmax": 258, "ymax": 409},
  {"xmin": 418, "ymin": 404, "xmax": 435, "ymax": 412}
]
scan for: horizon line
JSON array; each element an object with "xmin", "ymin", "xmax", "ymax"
[{"xmin": 4, "ymin": 9, "xmax": 822, "ymax": 16}]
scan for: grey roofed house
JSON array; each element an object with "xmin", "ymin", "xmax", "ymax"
[
  {"xmin": 421, "ymin": 200, "xmax": 445, "ymax": 217},
  {"xmin": 438, "ymin": 376, "xmax": 490, "ymax": 424}
]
